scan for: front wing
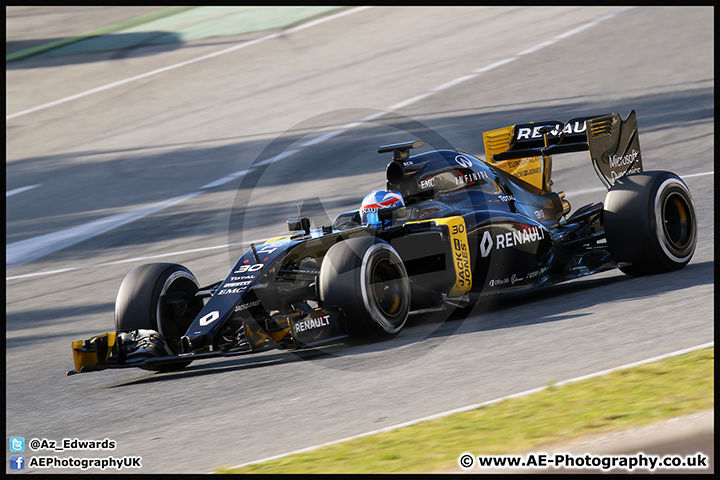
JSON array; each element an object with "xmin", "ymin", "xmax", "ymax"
[{"xmin": 68, "ymin": 306, "xmax": 346, "ymax": 375}]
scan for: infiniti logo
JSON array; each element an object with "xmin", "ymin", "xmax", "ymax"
[{"xmin": 455, "ymin": 155, "xmax": 473, "ymax": 168}]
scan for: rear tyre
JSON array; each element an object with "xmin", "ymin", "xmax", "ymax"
[
  {"xmin": 115, "ymin": 263, "xmax": 204, "ymax": 371},
  {"xmin": 603, "ymin": 171, "xmax": 697, "ymax": 276},
  {"xmin": 319, "ymin": 236, "xmax": 410, "ymax": 339}
]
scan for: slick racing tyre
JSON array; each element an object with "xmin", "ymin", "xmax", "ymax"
[
  {"xmin": 319, "ymin": 236, "xmax": 410, "ymax": 339},
  {"xmin": 603, "ymin": 171, "xmax": 697, "ymax": 276},
  {"xmin": 115, "ymin": 263, "xmax": 204, "ymax": 371}
]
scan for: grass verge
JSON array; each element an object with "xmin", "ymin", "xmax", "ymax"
[{"xmin": 217, "ymin": 347, "xmax": 713, "ymax": 474}]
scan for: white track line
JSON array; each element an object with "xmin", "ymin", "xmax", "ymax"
[
  {"xmin": 517, "ymin": 39, "xmax": 558, "ymax": 56},
  {"xmin": 226, "ymin": 342, "xmax": 714, "ymax": 471},
  {"xmin": 285, "ymin": 6, "xmax": 372, "ymax": 35},
  {"xmin": 5, "ymin": 239, "xmax": 267, "ymax": 281},
  {"xmin": 433, "ymin": 74, "xmax": 479, "ymax": 92},
  {"xmin": 563, "ymin": 171, "xmax": 714, "ymax": 197},
  {"xmin": 200, "ymin": 169, "xmax": 251, "ymax": 189},
  {"xmin": 595, "ymin": 7, "xmax": 635, "ymax": 22},
  {"xmin": 6, "ymin": 184, "xmax": 41, "ymax": 197},
  {"xmin": 5, "ymin": 7, "xmax": 372, "ymax": 121},
  {"xmin": 679, "ymin": 171, "xmax": 715, "ymax": 179},
  {"xmin": 6, "ymin": 192, "xmax": 200, "ymax": 268},
  {"xmin": 475, "ymin": 57, "xmax": 518, "ymax": 73},
  {"xmin": 556, "ymin": 22, "xmax": 598, "ymax": 39},
  {"xmin": 387, "ymin": 92, "xmax": 436, "ymax": 111}
]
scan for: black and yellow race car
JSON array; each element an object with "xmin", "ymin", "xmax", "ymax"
[{"xmin": 69, "ymin": 110, "xmax": 697, "ymax": 375}]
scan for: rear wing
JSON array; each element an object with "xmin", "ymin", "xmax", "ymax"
[{"xmin": 482, "ymin": 110, "xmax": 643, "ymax": 192}]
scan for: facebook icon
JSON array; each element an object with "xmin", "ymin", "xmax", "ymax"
[{"xmin": 10, "ymin": 455, "xmax": 25, "ymax": 470}]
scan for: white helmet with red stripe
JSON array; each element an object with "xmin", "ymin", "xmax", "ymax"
[{"xmin": 359, "ymin": 190, "xmax": 405, "ymax": 229}]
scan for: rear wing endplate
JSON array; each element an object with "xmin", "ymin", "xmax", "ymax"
[{"xmin": 483, "ymin": 110, "xmax": 643, "ymax": 191}]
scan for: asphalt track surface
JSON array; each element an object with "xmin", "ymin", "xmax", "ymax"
[{"xmin": 6, "ymin": 6, "xmax": 714, "ymax": 474}]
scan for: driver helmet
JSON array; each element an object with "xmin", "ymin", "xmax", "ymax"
[{"xmin": 359, "ymin": 190, "xmax": 405, "ymax": 229}]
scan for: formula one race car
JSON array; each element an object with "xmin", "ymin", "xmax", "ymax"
[{"xmin": 69, "ymin": 110, "xmax": 697, "ymax": 375}]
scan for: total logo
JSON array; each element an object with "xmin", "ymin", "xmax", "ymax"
[{"xmin": 480, "ymin": 226, "xmax": 546, "ymax": 257}]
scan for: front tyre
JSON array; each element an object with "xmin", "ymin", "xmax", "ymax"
[
  {"xmin": 319, "ymin": 236, "xmax": 410, "ymax": 339},
  {"xmin": 603, "ymin": 171, "xmax": 697, "ymax": 276},
  {"xmin": 115, "ymin": 263, "xmax": 204, "ymax": 371}
]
